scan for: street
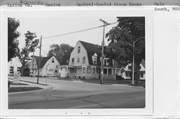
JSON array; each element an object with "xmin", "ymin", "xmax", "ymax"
[{"xmin": 9, "ymin": 77, "xmax": 145, "ymax": 109}]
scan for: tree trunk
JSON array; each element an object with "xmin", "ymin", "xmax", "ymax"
[
  {"xmin": 131, "ymin": 59, "xmax": 134, "ymax": 84},
  {"xmin": 135, "ymin": 63, "xmax": 140, "ymax": 84},
  {"xmin": 21, "ymin": 63, "xmax": 25, "ymax": 76}
]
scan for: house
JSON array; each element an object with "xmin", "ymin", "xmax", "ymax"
[
  {"xmin": 8, "ymin": 57, "xmax": 22, "ymax": 76},
  {"xmin": 28, "ymin": 56, "xmax": 60, "ymax": 77},
  {"xmin": 122, "ymin": 59, "xmax": 145, "ymax": 80},
  {"xmin": 58, "ymin": 40, "xmax": 121, "ymax": 80}
]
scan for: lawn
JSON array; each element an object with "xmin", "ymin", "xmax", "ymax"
[{"xmin": 8, "ymin": 87, "xmax": 42, "ymax": 93}]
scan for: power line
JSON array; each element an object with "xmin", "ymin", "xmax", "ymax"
[{"xmin": 42, "ymin": 21, "xmax": 118, "ymax": 39}]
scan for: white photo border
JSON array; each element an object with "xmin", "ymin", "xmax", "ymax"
[{"xmin": 1, "ymin": 7, "xmax": 153, "ymax": 117}]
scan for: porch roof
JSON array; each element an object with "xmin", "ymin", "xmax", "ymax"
[{"xmin": 59, "ymin": 65, "xmax": 74, "ymax": 68}]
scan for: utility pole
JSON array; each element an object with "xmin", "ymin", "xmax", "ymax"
[
  {"xmin": 32, "ymin": 51, "xmax": 34, "ymax": 77},
  {"xmin": 37, "ymin": 35, "xmax": 42, "ymax": 84},
  {"xmin": 132, "ymin": 42, "xmax": 135, "ymax": 85},
  {"xmin": 132, "ymin": 36, "xmax": 145, "ymax": 85},
  {"xmin": 99, "ymin": 19, "xmax": 110, "ymax": 84}
]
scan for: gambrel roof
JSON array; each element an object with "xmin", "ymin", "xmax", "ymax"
[
  {"xmin": 79, "ymin": 40, "xmax": 101, "ymax": 66},
  {"xmin": 61, "ymin": 40, "xmax": 103, "ymax": 66}
]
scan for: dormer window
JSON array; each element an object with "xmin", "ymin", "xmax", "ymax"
[
  {"xmin": 78, "ymin": 46, "xmax": 81, "ymax": 53},
  {"xmin": 82, "ymin": 56, "xmax": 86, "ymax": 64},
  {"xmin": 92, "ymin": 53, "xmax": 97, "ymax": 64},
  {"xmin": 52, "ymin": 58, "xmax": 54, "ymax": 63},
  {"xmin": 93, "ymin": 57, "xmax": 97, "ymax": 64},
  {"xmin": 72, "ymin": 57, "xmax": 74, "ymax": 63}
]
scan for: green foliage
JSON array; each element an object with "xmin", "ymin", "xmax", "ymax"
[
  {"xmin": 47, "ymin": 43, "xmax": 73, "ymax": 63},
  {"xmin": 106, "ymin": 17, "xmax": 145, "ymax": 66},
  {"xmin": 8, "ymin": 18, "xmax": 20, "ymax": 61}
]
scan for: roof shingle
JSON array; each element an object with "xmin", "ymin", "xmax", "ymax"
[
  {"xmin": 79, "ymin": 40, "xmax": 101, "ymax": 66},
  {"xmin": 34, "ymin": 56, "xmax": 53, "ymax": 68},
  {"xmin": 61, "ymin": 48, "xmax": 74, "ymax": 65}
]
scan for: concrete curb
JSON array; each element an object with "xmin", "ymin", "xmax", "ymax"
[{"xmin": 8, "ymin": 81, "xmax": 52, "ymax": 95}]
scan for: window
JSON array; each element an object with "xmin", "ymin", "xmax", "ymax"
[
  {"xmin": 77, "ymin": 58, "xmax": 80, "ymax": 63},
  {"xmin": 126, "ymin": 72, "xmax": 132, "ymax": 77},
  {"xmin": 72, "ymin": 58, "xmax": 74, "ymax": 63},
  {"xmin": 128, "ymin": 66, "xmax": 131, "ymax": 70},
  {"xmin": 52, "ymin": 58, "xmax": 54, "ymax": 63},
  {"xmin": 126, "ymin": 72, "xmax": 130, "ymax": 77},
  {"xmin": 87, "ymin": 67, "xmax": 91, "ymax": 73},
  {"xmin": 108, "ymin": 69, "xmax": 112, "ymax": 74},
  {"xmin": 103, "ymin": 68, "xmax": 107, "ymax": 74},
  {"xmin": 83, "ymin": 67, "xmax": 86, "ymax": 73},
  {"xmin": 92, "ymin": 54, "xmax": 97, "ymax": 64},
  {"xmin": 93, "ymin": 57, "xmax": 97, "ymax": 64},
  {"xmin": 78, "ymin": 46, "xmax": 81, "ymax": 53},
  {"xmin": 10, "ymin": 66, "xmax": 14, "ymax": 73},
  {"xmin": 92, "ymin": 67, "xmax": 96, "ymax": 74},
  {"xmin": 82, "ymin": 56, "xmax": 86, "ymax": 64},
  {"xmin": 140, "ymin": 73, "xmax": 144, "ymax": 78}
]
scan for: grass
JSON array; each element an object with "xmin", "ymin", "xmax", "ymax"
[
  {"xmin": 8, "ymin": 87, "xmax": 42, "ymax": 93},
  {"xmin": 59, "ymin": 77, "xmax": 145, "ymax": 87},
  {"xmin": 11, "ymin": 83, "xmax": 28, "ymax": 85},
  {"xmin": 20, "ymin": 80, "xmax": 48, "ymax": 86}
]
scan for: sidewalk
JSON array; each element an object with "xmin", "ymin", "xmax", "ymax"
[
  {"xmin": 8, "ymin": 76, "xmax": 51, "ymax": 94},
  {"xmin": 57, "ymin": 77, "xmax": 145, "ymax": 87}
]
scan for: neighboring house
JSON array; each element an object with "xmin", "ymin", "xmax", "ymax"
[
  {"xmin": 58, "ymin": 40, "xmax": 121, "ymax": 80},
  {"xmin": 28, "ymin": 56, "xmax": 60, "ymax": 77},
  {"xmin": 122, "ymin": 59, "xmax": 145, "ymax": 80},
  {"xmin": 8, "ymin": 57, "xmax": 22, "ymax": 76}
]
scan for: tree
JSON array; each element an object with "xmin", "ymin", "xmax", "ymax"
[
  {"xmin": 106, "ymin": 17, "xmax": 145, "ymax": 83},
  {"xmin": 18, "ymin": 31, "xmax": 39, "ymax": 76},
  {"xmin": 8, "ymin": 18, "xmax": 20, "ymax": 61},
  {"xmin": 47, "ymin": 43, "xmax": 73, "ymax": 63}
]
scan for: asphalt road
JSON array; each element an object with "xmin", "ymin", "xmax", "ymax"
[{"xmin": 9, "ymin": 77, "xmax": 145, "ymax": 109}]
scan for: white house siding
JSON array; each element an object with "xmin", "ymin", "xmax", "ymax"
[
  {"xmin": 60, "ymin": 41, "xmax": 120, "ymax": 80},
  {"xmin": 42, "ymin": 56, "xmax": 59, "ymax": 77},
  {"xmin": 102, "ymin": 67, "xmax": 117, "ymax": 80},
  {"xmin": 59, "ymin": 67, "xmax": 69, "ymax": 78},
  {"xmin": 122, "ymin": 63, "xmax": 145, "ymax": 80},
  {"xmin": 29, "ymin": 58, "xmax": 38, "ymax": 76},
  {"xmin": 29, "ymin": 56, "xmax": 60, "ymax": 77},
  {"xmin": 68, "ymin": 41, "xmax": 90, "ymax": 79},
  {"xmin": 80, "ymin": 66, "xmax": 99, "ymax": 79},
  {"xmin": 69, "ymin": 42, "xmax": 89, "ymax": 66},
  {"xmin": 8, "ymin": 57, "xmax": 22, "ymax": 76},
  {"xmin": 139, "ymin": 64, "xmax": 145, "ymax": 80}
]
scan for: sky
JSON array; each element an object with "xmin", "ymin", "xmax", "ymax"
[{"xmin": 15, "ymin": 13, "xmax": 118, "ymax": 57}]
